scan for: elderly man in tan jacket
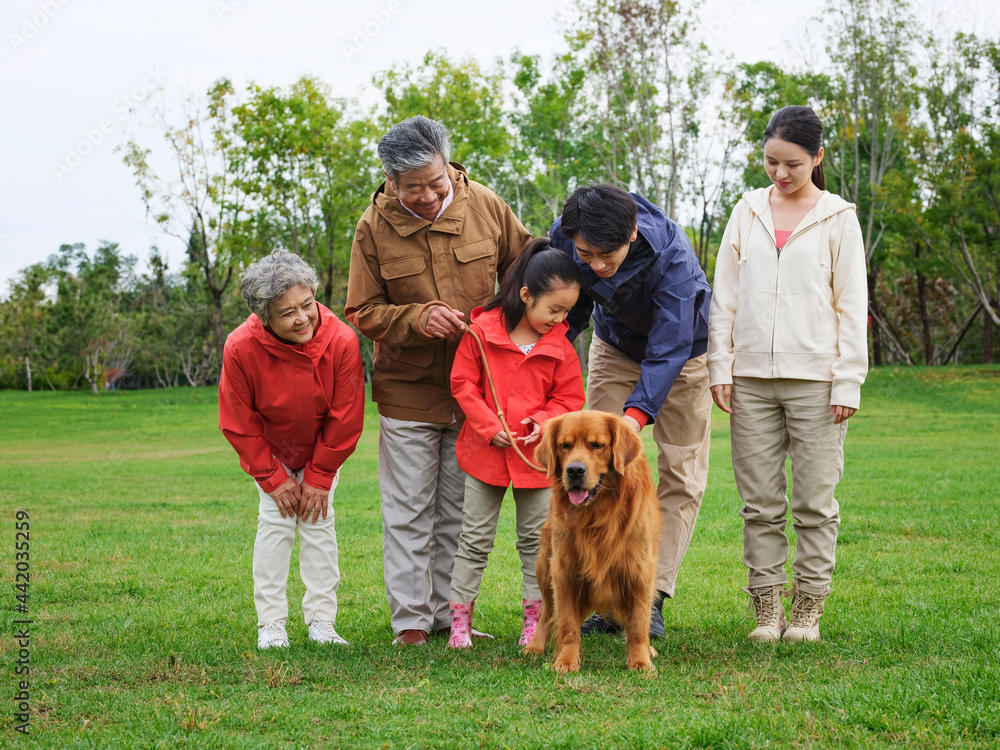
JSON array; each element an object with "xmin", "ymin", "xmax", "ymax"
[{"xmin": 346, "ymin": 116, "xmax": 531, "ymax": 645}]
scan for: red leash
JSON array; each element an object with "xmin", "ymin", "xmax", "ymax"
[{"xmin": 416, "ymin": 300, "xmax": 545, "ymax": 473}]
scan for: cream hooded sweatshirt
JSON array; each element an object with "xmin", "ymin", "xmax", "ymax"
[{"xmin": 707, "ymin": 187, "xmax": 869, "ymax": 409}]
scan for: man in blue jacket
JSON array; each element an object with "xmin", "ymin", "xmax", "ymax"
[{"xmin": 550, "ymin": 184, "xmax": 712, "ymax": 638}]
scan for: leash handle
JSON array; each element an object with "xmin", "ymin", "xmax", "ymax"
[{"xmin": 416, "ymin": 300, "xmax": 546, "ymax": 473}]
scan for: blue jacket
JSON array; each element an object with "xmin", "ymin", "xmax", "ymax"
[{"xmin": 549, "ymin": 193, "xmax": 711, "ymax": 421}]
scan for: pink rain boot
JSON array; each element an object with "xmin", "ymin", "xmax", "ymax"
[
  {"xmin": 519, "ymin": 599, "xmax": 542, "ymax": 646},
  {"xmin": 447, "ymin": 601, "xmax": 473, "ymax": 649}
]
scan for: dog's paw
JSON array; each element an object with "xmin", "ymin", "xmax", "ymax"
[
  {"xmin": 627, "ymin": 658, "xmax": 657, "ymax": 676},
  {"xmin": 649, "ymin": 645, "xmax": 658, "ymax": 659},
  {"xmin": 522, "ymin": 644, "xmax": 543, "ymax": 656},
  {"xmin": 553, "ymin": 658, "xmax": 580, "ymax": 674}
]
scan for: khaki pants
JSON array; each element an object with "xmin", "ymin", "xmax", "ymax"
[
  {"xmin": 449, "ymin": 475, "xmax": 550, "ymax": 603},
  {"xmin": 587, "ymin": 338, "xmax": 712, "ymax": 597},
  {"xmin": 730, "ymin": 377, "xmax": 846, "ymax": 596},
  {"xmin": 378, "ymin": 416, "xmax": 465, "ymax": 634},
  {"xmin": 253, "ymin": 467, "xmax": 340, "ymax": 627}
]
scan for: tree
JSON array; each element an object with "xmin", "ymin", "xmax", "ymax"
[
  {"xmin": 120, "ymin": 79, "xmax": 257, "ymax": 367},
  {"xmin": 230, "ymin": 77, "xmax": 378, "ymax": 309},
  {"xmin": 1, "ymin": 263, "xmax": 52, "ymax": 391},
  {"xmin": 822, "ymin": 0, "xmax": 922, "ymax": 365}
]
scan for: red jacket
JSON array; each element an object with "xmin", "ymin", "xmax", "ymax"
[
  {"xmin": 451, "ymin": 307, "xmax": 585, "ymax": 489},
  {"xmin": 218, "ymin": 303, "xmax": 365, "ymax": 493}
]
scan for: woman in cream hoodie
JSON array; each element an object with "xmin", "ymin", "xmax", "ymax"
[{"xmin": 708, "ymin": 106, "xmax": 868, "ymax": 644}]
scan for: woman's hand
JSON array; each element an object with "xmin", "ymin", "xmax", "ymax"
[
  {"xmin": 516, "ymin": 418, "xmax": 541, "ymax": 446},
  {"xmin": 710, "ymin": 384, "xmax": 733, "ymax": 414},
  {"xmin": 298, "ymin": 482, "xmax": 330, "ymax": 524},
  {"xmin": 270, "ymin": 476, "xmax": 302, "ymax": 519},
  {"xmin": 491, "ymin": 430, "xmax": 513, "ymax": 448},
  {"xmin": 832, "ymin": 405, "xmax": 857, "ymax": 425}
]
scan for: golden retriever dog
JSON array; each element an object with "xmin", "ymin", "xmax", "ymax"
[{"xmin": 524, "ymin": 411, "xmax": 661, "ymax": 674}]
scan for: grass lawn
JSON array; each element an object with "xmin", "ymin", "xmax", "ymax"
[{"xmin": 1, "ymin": 365, "xmax": 998, "ymax": 749}]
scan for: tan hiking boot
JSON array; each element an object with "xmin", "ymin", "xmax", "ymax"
[
  {"xmin": 783, "ymin": 586, "xmax": 826, "ymax": 643},
  {"xmin": 743, "ymin": 585, "xmax": 786, "ymax": 643}
]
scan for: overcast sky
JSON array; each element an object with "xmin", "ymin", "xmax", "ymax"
[{"xmin": 1, "ymin": 0, "xmax": 996, "ymax": 293}]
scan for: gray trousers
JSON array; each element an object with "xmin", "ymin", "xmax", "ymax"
[
  {"xmin": 378, "ymin": 415, "xmax": 465, "ymax": 634},
  {"xmin": 449, "ymin": 475, "xmax": 550, "ymax": 603},
  {"xmin": 587, "ymin": 338, "xmax": 712, "ymax": 597},
  {"xmin": 731, "ymin": 377, "xmax": 846, "ymax": 596}
]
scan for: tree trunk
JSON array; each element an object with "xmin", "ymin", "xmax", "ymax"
[
  {"xmin": 24, "ymin": 355, "xmax": 32, "ymax": 392},
  {"xmin": 868, "ymin": 268, "xmax": 883, "ymax": 366},
  {"xmin": 914, "ymin": 242, "xmax": 933, "ymax": 365},
  {"xmin": 985, "ymin": 303, "xmax": 995, "ymax": 364}
]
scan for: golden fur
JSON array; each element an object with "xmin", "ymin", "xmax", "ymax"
[{"xmin": 523, "ymin": 410, "xmax": 661, "ymax": 673}]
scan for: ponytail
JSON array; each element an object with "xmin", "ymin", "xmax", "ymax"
[{"xmin": 484, "ymin": 238, "xmax": 582, "ymax": 333}]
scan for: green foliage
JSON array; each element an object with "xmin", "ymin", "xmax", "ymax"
[{"xmin": 1, "ymin": 366, "xmax": 998, "ymax": 747}]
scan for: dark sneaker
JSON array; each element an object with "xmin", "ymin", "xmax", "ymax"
[
  {"xmin": 650, "ymin": 591, "xmax": 668, "ymax": 639},
  {"xmin": 580, "ymin": 612, "xmax": 622, "ymax": 636}
]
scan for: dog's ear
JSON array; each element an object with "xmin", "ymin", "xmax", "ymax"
[
  {"xmin": 535, "ymin": 415, "xmax": 561, "ymax": 479},
  {"xmin": 610, "ymin": 414, "xmax": 642, "ymax": 475}
]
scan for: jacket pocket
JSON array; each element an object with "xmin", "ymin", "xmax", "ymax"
[
  {"xmin": 453, "ymin": 238, "xmax": 498, "ymax": 304},
  {"xmin": 379, "ymin": 255, "xmax": 427, "ymax": 301}
]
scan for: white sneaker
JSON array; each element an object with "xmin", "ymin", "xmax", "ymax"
[
  {"xmin": 308, "ymin": 620, "xmax": 349, "ymax": 645},
  {"xmin": 258, "ymin": 621, "xmax": 289, "ymax": 649}
]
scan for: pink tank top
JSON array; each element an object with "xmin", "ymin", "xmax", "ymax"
[{"xmin": 775, "ymin": 230, "xmax": 793, "ymax": 250}]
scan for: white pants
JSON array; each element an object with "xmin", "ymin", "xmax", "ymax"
[
  {"xmin": 379, "ymin": 416, "xmax": 465, "ymax": 634},
  {"xmin": 253, "ymin": 467, "xmax": 340, "ymax": 627}
]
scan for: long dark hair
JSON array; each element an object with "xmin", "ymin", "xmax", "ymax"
[
  {"xmin": 484, "ymin": 238, "xmax": 582, "ymax": 333},
  {"xmin": 763, "ymin": 105, "xmax": 826, "ymax": 190}
]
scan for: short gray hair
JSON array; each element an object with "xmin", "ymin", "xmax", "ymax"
[
  {"xmin": 241, "ymin": 250, "xmax": 318, "ymax": 323},
  {"xmin": 377, "ymin": 115, "xmax": 451, "ymax": 183}
]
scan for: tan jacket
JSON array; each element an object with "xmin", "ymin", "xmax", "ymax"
[{"xmin": 345, "ymin": 163, "xmax": 531, "ymax": 422}]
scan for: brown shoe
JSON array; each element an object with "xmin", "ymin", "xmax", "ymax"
[{"xmin": 392, "ymin": 629, "xmax": 428, "ymax": 646}]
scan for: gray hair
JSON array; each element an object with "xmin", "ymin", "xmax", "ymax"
[
  {"xmin": 241, "ymin": 250, "xmax": 318, "ymax": 324},
  {"xmin": 377, "ymin": 115, "xmax": 451, "ymax": 183}
]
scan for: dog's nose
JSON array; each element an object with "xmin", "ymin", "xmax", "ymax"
[{"xmin": 565, "ymin": 463, "xmax": 587, "ymax": 481}]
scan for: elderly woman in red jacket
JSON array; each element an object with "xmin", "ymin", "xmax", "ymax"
[{"xmin": 219, "ymin": 250, "xmax": 365, "ymax": 649}]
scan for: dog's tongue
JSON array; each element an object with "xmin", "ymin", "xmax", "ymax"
[{"xmin": 568, "ymin": 489, "xmax": 588, "ymax": 505}]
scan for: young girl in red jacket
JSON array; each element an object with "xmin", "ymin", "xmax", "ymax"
[{"xmin": 448, "ymin": 237, "xmax": 586, "ymax": 648}]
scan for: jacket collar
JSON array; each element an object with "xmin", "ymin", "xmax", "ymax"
[
  {"xmin": 372, "ymin": 162, "xmax": 470, "ymax": 238},
  {"xmin": 247, "ymin": 301, "xmax": 339, "ymax": 363},
  {"xmin": 469, "ymin": 307, "xmax": 570, "ymax": 359}
]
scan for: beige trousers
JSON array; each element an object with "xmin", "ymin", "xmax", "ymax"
[
  {"xmin": 449, "ymin": 475, "xmax": 551, "ymax": 603},
  {"xmin": 730, "ymin": 377, "xmax": 846, "ymax": 596},
  {"xmin": 253, "ymin": 467, "xmax": 340, "ymax": 627},
  {"xmin": 378, "ymin": 416, "xmax": 465, "ymax": 634},
  {"xmin": 587, "ymin": 338, "xmax": 712, "ymax": 597}
]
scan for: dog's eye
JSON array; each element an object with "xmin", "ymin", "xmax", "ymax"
[
  {"xmin": 559, "ymin": 442, "xmax": 572, "ymax": 450},
  {"xmin": 591, "ymin": 442, "xmax": 604, "ymax": 450}
]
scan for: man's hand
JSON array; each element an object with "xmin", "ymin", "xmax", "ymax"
[
  {"xmin": 270, "ymin": 476, "xmax": 302, "ymax": 519},
  {"xmin": 710, "ymin": 384, "xmax": 733, "ymax": 414},
  {"xmin": 622, "ymin": 414, "xmax": 641, "ymax": 432},
  {"xmin": 424, "ymin": 306, "xmax": 465, "ymax": 338},
  {"xmin": 298, "ymin": 482, "xmax": 330, "ymax": 524}
]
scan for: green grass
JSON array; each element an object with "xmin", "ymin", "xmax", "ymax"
[{"xmin": 1, "ymin": 366, "xmax": 999, "ymax": 749}]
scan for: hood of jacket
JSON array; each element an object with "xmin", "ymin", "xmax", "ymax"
[
  {"xmin": 467, "ymin": 306, "xmax": 572, "ymax": 359},
  {"xmin": 245, "ymin": 301, "xmax": 341, "ymax": 364},
  {"xmin": 742, "ymin": 187, "xmax": 856, "ymax": 227}
]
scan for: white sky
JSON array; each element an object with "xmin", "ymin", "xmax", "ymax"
[{"xmin": 1, "ymin": 0, "xmax": 996, "ymax": 293}]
